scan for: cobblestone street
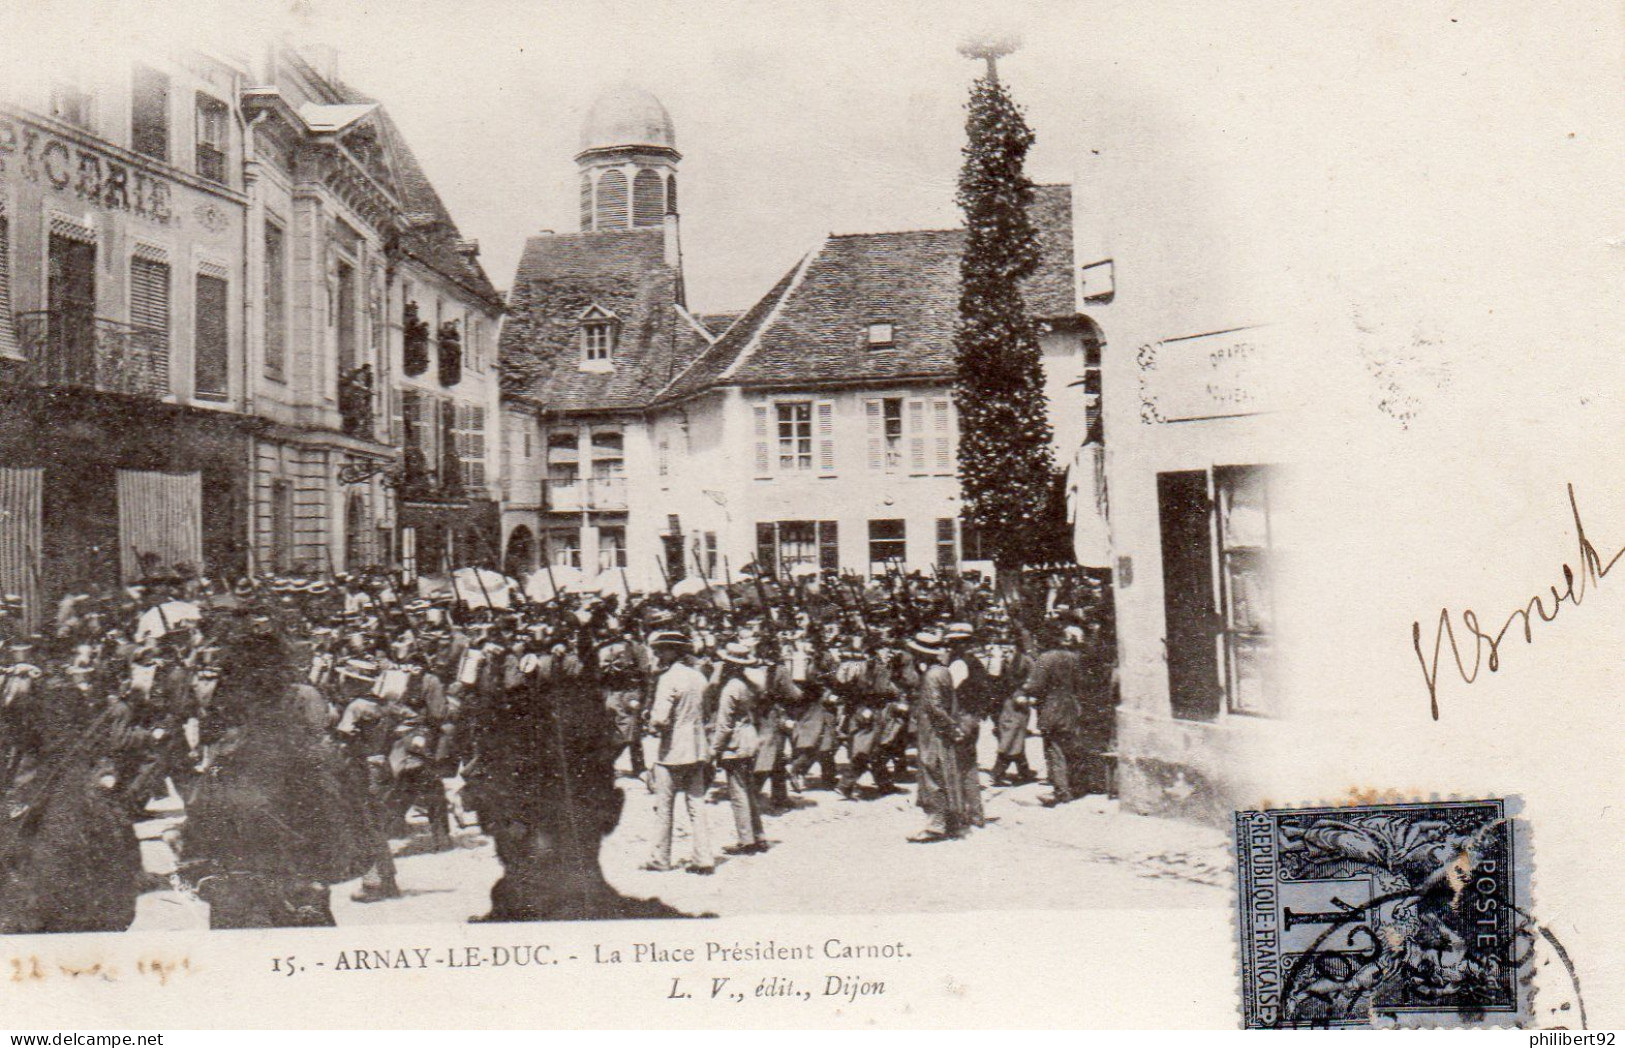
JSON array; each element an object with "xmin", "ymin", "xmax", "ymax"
[{"xmin": 131, "ymin": 736, "xmax": 1227, "ymax": 931}]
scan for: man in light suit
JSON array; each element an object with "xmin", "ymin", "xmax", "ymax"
[{"xmin": 643, "ymin": 630, "xmax": 715, "ymax": 875}]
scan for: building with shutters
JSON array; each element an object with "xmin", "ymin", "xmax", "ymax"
[
  {"xmin": 239, "ymin": 46, "xmax": 504, "ymax": 581},
  {"xmin": 500, "ymin": 86, "xmax": 1100, "ymax": 592},
  {"xmin": 0, "ymin": 42, "xmax": 504, "ymax": 625},
  {"xmin": 0, "ymin": 49, "xmax": 255, "ymax": 620}
]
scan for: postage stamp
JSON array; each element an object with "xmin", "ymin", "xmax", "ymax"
[{"xmin": 1234, "ymin": 799, "xmax": 1530, "ymax": 1029}]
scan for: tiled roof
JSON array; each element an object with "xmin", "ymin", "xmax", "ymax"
[
  {"xmin": 500, "ymin": 229, "xmax": 694, "ymax": 411},
  {"xmin": 696, "ymin": 312, "xmax": 742, "ymax": 337},
  {"xmin": 659, "ymin": 183, "xmax": 1075, "ymax": 401},
  {"xmin": 331, "ymin": 81, "xmax": 504, "ymax": 310}
]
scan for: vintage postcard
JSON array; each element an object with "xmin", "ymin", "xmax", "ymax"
[{"xmin": 0, "ymin": 0, "xmax": 1619, "ymax": 1031}]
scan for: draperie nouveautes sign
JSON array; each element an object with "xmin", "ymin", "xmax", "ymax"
[{"xmin": 0, "ymin": 115, "xmax": 176, "ymax": 224}]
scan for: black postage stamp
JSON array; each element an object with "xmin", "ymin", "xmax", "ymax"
[{"xmin": 1235, "ymin": 799, "xmax": 1529, "ymax": 1029}]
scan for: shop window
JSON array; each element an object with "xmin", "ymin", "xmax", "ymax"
[{"xmin": 1215, "ymin": 465, "xmax": 1277, "ymax": 716}]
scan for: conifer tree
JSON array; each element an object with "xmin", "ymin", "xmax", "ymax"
[{"xmin": 954, "ymin": 47, "xmax": 1059, "ymax": 578}]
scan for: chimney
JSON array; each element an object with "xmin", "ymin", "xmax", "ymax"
[{"xmin": 663, "ymin": 212, "xmax": 681, "ymax": 268}]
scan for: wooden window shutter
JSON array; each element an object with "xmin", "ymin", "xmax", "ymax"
[
  {"xmin": 932, "ymin": 397, "xmax": 952, "ymax": 473},
  {"xmin": 0, "ymin": 217, "xmax": 16, "ymax": 357},
  {"xmin": 865, "ymin": 399, "xmax": 882, "ymax": 471},
  {"xmin": 816, "ymin": 399, "xmax": 835, "ymax": 474},
  {"xmin": 907, "ymin": 398, "xmax": 926, "ymax": 474},
  {"xmin": 753, "ymin": 404, "xmax": 770, "ymax": 478}
]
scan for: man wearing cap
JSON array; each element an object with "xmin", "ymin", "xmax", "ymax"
[
  {"xmin": 644, "ymin": 630, "xmax": 714, "ymax": 874},
  {"xmin": 905, "ymin": 630, "xmax": 966, "ymax": 842}
]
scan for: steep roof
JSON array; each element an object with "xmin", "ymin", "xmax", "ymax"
[
  {"xmin": 328, "ymin": 79, "xmax": 504, "ymax": 310},
  {"xmin": 500, "ymin": 228, "xmax": 707, "ymax": 411},
  {"xmin": 659, "ymin": 183, "xmax": 1075, "ymax": 401}
]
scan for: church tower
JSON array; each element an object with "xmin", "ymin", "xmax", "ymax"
[{"xmin": 576, "ymin": 85, "xmax": 680, "ymax": 232}]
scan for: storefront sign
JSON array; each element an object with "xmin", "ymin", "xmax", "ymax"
[
  {"xmin": 0, "ymin": 116, "xmax": 174, "ymax": 224},
  {"xmin": 1138, "ymin": 325, "xmax": 1276, "ymax": 423}
]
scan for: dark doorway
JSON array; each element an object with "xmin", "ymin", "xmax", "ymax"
[
  {"xmin": 42, "ymin": 461, "xmax": 118, "ymax": 596},
  {"xmin": 504, "ymin": 525, "xmax": 534, "ymax": 579},
  {"xmin": 1157, "ymin": 470, "xmax": 1221, "ymax": 721}
]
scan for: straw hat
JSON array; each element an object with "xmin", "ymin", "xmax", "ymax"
[
  {"xmin": 905, "ymin": 630, "xmax": 945, "ymax": 660},
  {"xmin": 716, "ymin": 641, "xmax": 759, "ymax": 667},
  {"xmin": 647, "ymin": 629, "xmax": 693, "ymax": 651}
]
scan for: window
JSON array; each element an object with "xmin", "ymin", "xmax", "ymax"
[
  {"xmin": 1082, "ymin": 337, "xmax": 1103, "ymax": 443},
  {"xmin": 868, "ymin": 519, "xmax": 906, "ymax": 575},
  {"xmin": 47, "ymin": 233, "xmax": 96, "ymax": 387},
  {"xmin": 270, "ymin": 478, "xmax": 294, "ymax": 573},
  {"xmin": 1216, "ymin": 465, "xmax": 1276, "ymax": 716},
  {"xmin": 776, "ymin": 401, "xmax": 812, "ymax": 471},
  {"xmin": 755, "ymin": 521, "xmax": 838, "ymax": 576},
  {"xmin": 867, "ymin": 322, "xmax": 895, "ymax": 347},
  {"xmin": 582, "ymin": 320, "xmax": 615, "ymax": 364},
  {"xmin": 194, "ymin": 273, "xmax": 228, "ymax": 399},
  {"xmin": 437, "ymin": 319, "xmax": 462, "ymax": 386},
  {"xmin": 402, "ymin": 299, "xmax": 429, "ymax": 376},
  {"xmin": 704, "ymin": 531, "xmax": 718, "ymax": 576},
  {"xmin": 263, "ymin": 220, "xmax": 287, "ymax": 380},
  {"xmin": 657, "ymin": 436, "xmax": 669, "ymax": 478},
  {"xmin": 1157, "ymin": 464, "xmax": 1279, "ymax": 721},
  {"xmin": 131, "ymin": 66, "xmax": 169, "ymax": 162},
  {"xmin": 194, "ymin": 94, "xmax": 229, "ymax": 184},
  {"xmin": 598, "ymin": 527, "xmax": 627, "ymax": 571},
  {"xmin": 818, "ymin": 520, "xmax": 839, "ymax": 573},
  {"xmin": 335, "ymin": 258, "xmax": 357, "ymax": 373},
  {"xmin": 128, "ymin": 255, "xmax": 170, "ymax": 393},
  {"xmin": 936, "ymin": 518, "xmax": 957, "ymax": 570},
  {"xmin": 867, "ymin": 397, "xmax": 903, "ymax": 470},
  {"xmin": 0, "ymin": 217, "xmax": 15, "ymax": 357},
  {"xmin": 549, "ymin": 530, "xmax": 581, "ymax": 569},
  {"xmin": 457, "ymin": 403, "xmax": 487, "ymax": 490},
  {"xmin": 901, "ymin": 396, "xmax": 955, "ymax": 474},
  {"xmin": 49, "ymin": 82, "xmax": 90, "ymax": 129}
]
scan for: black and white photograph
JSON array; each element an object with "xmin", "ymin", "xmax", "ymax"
[{"xmin": 1, "ymin": 0, "xmax": 1624, "ymax": 1032}]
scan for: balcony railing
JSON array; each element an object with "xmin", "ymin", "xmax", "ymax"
[
  {"xmin": 14, "ymin": 310, "xmax": 170, "ymax": 399},
  {"xmin": 544, "ymin": 476, "xmax": 627, "ymax": 512},
  {"xmin": 338, "ymin": 364, "xmax": 376, "ymax": 439}
]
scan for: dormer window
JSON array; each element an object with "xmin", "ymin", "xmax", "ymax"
[
  {"xmin": 579, "ymin": 304, "xmax": 619, "ymax": 371},
  {"xmin": 866, "ymin": 322, "xmax": 895, "ymax": 348}
]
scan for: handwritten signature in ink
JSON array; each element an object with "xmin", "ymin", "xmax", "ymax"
[{"xmin": 1413, "ymin": 483, "xmax": 1625, "ymax": 718}]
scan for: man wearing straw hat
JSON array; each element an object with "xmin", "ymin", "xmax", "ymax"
[
  {"xmin": 708, "ymin": 640, "xmax": 768, "ymax": 856},
  {"xmin": 643, "ymin": 629, "xmax": 715, "ymax": 874},
  {"xmin": 904, "ymin": 629, "xmax": 966, "ymax": 842}
]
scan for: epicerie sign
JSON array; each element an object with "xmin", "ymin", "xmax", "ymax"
[{"xmin": 0, "ymin": 115, "xmax": 176, "ymax": 224}]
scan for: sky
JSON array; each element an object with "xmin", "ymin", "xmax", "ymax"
[{"xmin": 8, "ymin": 0, "xmax": 1352, "ymax": 313}]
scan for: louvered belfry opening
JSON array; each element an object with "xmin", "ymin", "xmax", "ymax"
[
  {"xmin": 632, "ymin": 169, "xmax": 665, "ymax": 227},
  {"xmin": 596, "ymin": 170, "xmax": 629, "ymax": 229}
]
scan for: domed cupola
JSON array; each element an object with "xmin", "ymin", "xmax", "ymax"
[{"xmin": 577, "ymin": 85, "xmax": 681, "ymax": 232}]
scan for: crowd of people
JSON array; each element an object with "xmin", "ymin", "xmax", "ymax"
[{"xmin": 0, "ymin": 563, "xmax": 1117, "ymax": 932}]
